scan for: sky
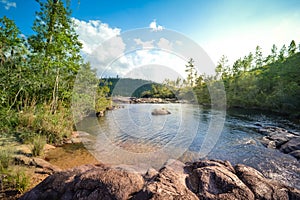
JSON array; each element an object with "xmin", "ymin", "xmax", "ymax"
[{"xmin": 1, "ymin": 0, "xmax": 300, "ymax": 80}]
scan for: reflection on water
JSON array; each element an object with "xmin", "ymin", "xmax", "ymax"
[{"xmin": 76, "ymin": 104, "xmax": 300, "ymax": 189}]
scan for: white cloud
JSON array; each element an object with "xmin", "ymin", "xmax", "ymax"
[
  {"xmin": 0, "ymin": 0, "xmax": 16, "ymax": 10},
  {"xmin": 73, "ymin": 18, "xmax": 121, "ymax": 55},
  {"xmin": 149, "ymin": 19, "xmax": 164, "ymax": 31},
  {"xmin": 73, "ymin": 18, "xmax": 188, "ymax": 80},
  {"xmin": 88, "ymin": 36, "xmax": 126, "ymax": 77},
  {"xmin": 157, "ymin": 38, "xmax": 173, "ymax": 51},
  {"xmin": 134, "ymin": 38, "xmax": 154, "ymax": 49}
]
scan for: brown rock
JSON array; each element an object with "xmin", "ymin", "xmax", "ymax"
[
  {"xmin": 20, "ymin": 164, "xmax": 144, "ymax": 200},
  {"xmin": 235, "ymin": 164, "xmax": 291, "ymax": 200},
  {"xmin": 185, "ymin": 160, "xmax": 254, "ymax": 200},
  {"xmin": 20, "ymin": 159, "xmax": 300, "ymax": 200},
  {"xmin": 133, "ymin": 166, "xmax": 198, "ymax": 200},
  {"xmin": 151, "ymin": 108, "xmax": 171, "ymax": 115}
]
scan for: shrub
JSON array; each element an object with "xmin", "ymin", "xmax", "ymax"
[
  {"xmin": 31, "ymin": 135, "xmax": 46, "ymax": 157},
  {"xmin": 0, "ymin": 148, "xmax": 12, "ymax": 170},
  {"xmin": 17, "ymin": 102, "xmax": 73, "ymax": 144}
]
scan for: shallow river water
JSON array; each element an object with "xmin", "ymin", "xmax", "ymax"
[{"xmin": 76, "ymin": 104, "xmax": 300, "ymax": 189}]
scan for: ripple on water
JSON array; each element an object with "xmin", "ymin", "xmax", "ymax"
[{"xmin": 75, "ymin": 104, "xmax": 300, "ymax": 189}]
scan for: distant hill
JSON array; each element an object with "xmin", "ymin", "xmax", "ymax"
[{"xmin": 104, "ymin": 78, "xmax": 156, "ymax": 97}]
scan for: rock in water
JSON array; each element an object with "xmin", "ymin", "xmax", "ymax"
[
  {"xmin": 20, "ymin": 160, "xmax": 300, "ymax": 200},
  {"xmin": 151, "ymin": 108, "xmax": 171, "ymax": 115}
]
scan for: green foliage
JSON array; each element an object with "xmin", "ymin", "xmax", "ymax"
[
  {"xmin": 0, "ymin": 148, "xmax": 12, "ymax": 170},
  {"xmin": 140, "ymin": 84, "xmax": 176, "ymax": 99},
  {"xmin": 0, "ymin": 168, "xmax": 30, "ymax": 194},
  {"xmin": 31, "ymin": 134, "xmax": 46, "ymax": 157},
  {"xmin": 107, "ymin": 78, "xmax": 154, "ymax": 97},
  {"xmin": 191, "ymin": 41, "xmax": 300, "ymax": 117},
  {"xmin": 17, "ymin": 103, "xmax": 73, "ymax": 144},
  {"xmin": 28, "ymin": 0, "xmax": 83, "ymax": 111}
]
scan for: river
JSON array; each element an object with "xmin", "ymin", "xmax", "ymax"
[{"xmin": 76, "ymin": 104, "xmax": 300, "ymax": 189}]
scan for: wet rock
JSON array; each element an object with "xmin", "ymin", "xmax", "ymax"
[
  {"xmin": 288, "ymin": 150, "xmax": 300, "ymax": 160},
  {"xmin": 280, "ymin": 137, "xmax": 300, "ymax": 154},
  {"xmin": 96, "ymin": 110, "xmax": 105, "ymax": 117},
  {"xmin": 257, "ymin": 126, "xmax": 300, "ymax": 160},
  {"xmin": 235, "ymin": 164, "xmax": 299, "ymax": 200},
  {"xmin": 20, "ymin": 160, "xmax": 300, "ymax": 200},
  {"xmin": 151, "ymin": 108, "xmax": 171, "ymax": 115}
]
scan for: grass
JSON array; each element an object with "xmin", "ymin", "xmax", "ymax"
[
  {"xmin": 0, "ymin": 147, "xmax": 30, "ymax": 195},
  {"xmin": 17, "ymin": 103, "xmax": 73, "ymax": 144},
  {"xmin": 31, "ymin": 134, "xmax": 46, "ymax": 157}
]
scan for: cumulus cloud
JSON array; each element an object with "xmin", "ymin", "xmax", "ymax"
[
  {"xmin": 149, "ymin": 19, "xmax": 163, "ymax": 31},
  {"xmin": 72, "ymin": 18, "xmax": 121, "ymax": 55},
  {"xmin": 134, "ymin": 38, "xmax": 154, "ymax": 49},
  {"xmin": 0, "ymin": 0, "xmax": 16, "ymax": 10},
  {"xmin": 73, "ymin": 18, "xmax": 188, "ymax": 79},
  {"xmin": 157, "ymin": 38, "xmax": 173, "ymax": 51}
]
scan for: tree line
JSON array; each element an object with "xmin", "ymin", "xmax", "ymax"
[{"xmin": 146, "ymin": 41, "xmax": 300, "ymax": 117}]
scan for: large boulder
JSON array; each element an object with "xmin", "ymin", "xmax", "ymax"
[
  {"xmin": 257, "ymin": 126, "xmax": 300, "ymax": 160},
  {"xmin": 20, "ymin": 164, "xmax": 144, "ymax": 200},
  {"xmin": 151, "ymin": 108, "xmax": 171, "ymax": 115},
  {"xmin": 20, "ymin": 159, "xmax": 300, "ymax": 200},
  {"xmin": 280, "ymin": 137, "xmax": 300, "ymax": 154}
]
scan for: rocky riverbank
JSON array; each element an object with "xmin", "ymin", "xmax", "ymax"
[
  {"xmin": 20, "ymin": 159, "xmax": 300, "ymax": 200},
  {"xmin": 113, "ymin": 97, "xmax": 181, "ymax": 104},
  {"xmin": 256, "ymin": 124, "xmax": 300, "ymax": 160}
]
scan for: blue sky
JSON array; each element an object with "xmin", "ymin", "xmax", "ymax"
[{"xmin": 1, "ymin": 0, "xmax": 300, "ymax": 78}]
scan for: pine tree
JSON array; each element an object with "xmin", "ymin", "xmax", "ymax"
[
  {"xmin": 254, "ymin": 45, "xmax": 263, "ymax": 68},
  {"xmin": 288, "ymin": 40, "xmax": 296, "ymax": 57},
  {"xmin": 185, "ymin": 58, "xmax": 196, "ymax": 87},
  {"xmin": 278, "ymin": 44, "xmax": 287, "ymax": 62}
]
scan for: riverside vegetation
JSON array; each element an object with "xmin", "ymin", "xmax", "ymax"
[{"xmin": 1, "ymin": 0, "xmax": 300, "ymax": 198}]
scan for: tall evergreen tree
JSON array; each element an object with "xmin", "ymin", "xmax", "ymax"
[
  {"xmin": 254, "ymin": 45, "xmax": 263, "ymax": 68},
  {"xmin": 288, "ymin": 40, "xmax": 296, "ymax": 57},
  {"xmin": 185, "ymin": 58, "xmax": 196, "ymax": 87},
  {"xmin": 215, "ymin": 55, "xmax": 229, "ymax": 79},
  {"xmin": 278, "ymin": 44, "xmax": 287, "ymax": 62}
]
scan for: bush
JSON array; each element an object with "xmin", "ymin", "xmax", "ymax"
[
  {"xmin": 17, "ymin": 102, "xmax": 73, "ymax": 144},
  {"xmin": 31, "ymin": 134, "xmax": 46, "ymax": 157},
  {"xmin": 0, "ymin": 148, "xmax": 12, "ymax": 170},
  {"xmin": 0, "ymin": 168, "xmax": 30, "ymax": 194}
]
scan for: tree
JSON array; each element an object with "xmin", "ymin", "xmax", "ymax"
[
  {"xmin": 254, "ymin": 45, "xmax": 263, "ymax": 68},
  {"xmin": 288, "ymin": 40, "xmax": 296, "ymax": 57},
  {"xmin": 215, "ymin": 55, "xmax": 229, "ymax": 79},
  {"xmin": 28, "ymin": 0, "xmax": 83, "ymax": 113},
  {"xmin": 270, "ymin": 44, "xmax": 277, "ymax": 63},
  {"xmin": 185, "ymin": 58, "xmax": 197, "ymax": 87},
  {"xmin": 278, "ymin": 44, "xmax": 287, "ymax": 62},
  {"xmin": 0, "ymin": 16, "xmax": 29, "ymax": 109},
  {"xmin": 232, "ymin": 58, "xmax": 242, "ymax": 75}
]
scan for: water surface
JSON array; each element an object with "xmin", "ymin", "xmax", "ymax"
[{"xmin": 77, "ymin": 104, "xmax": 300, "ymax": 188}]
